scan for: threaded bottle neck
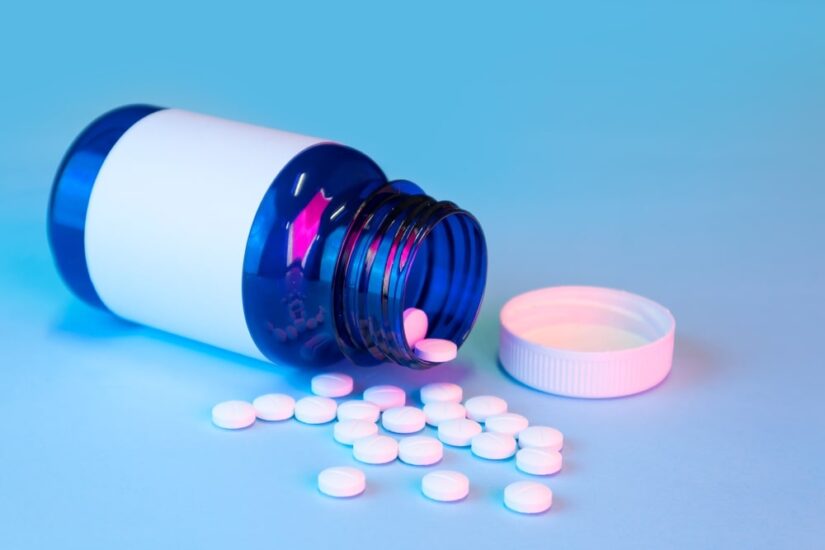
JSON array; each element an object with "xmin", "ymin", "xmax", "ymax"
[{"xmin": 332, "ymin": 183, "xmax": 487, "ymax": 367}]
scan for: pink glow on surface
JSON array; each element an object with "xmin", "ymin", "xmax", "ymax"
[
  {"xmin": 288, "ymin": 190, "xmax": 332, "ymax": 266},
  {"xmin": 399, "ymin": 232, "xmax": 415, "ymax": 268}
]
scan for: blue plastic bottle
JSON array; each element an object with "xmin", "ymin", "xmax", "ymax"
[{"xmin": 48, "ymin": 106, "xmax": 487, "ymax": 368}]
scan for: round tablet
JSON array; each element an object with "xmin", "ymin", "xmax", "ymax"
[
  {"xmin": 471, "ymin": 432, "xmax": 517, "ymax": 460},
  {"xmin": 211, "ymin": 400, "xmax": 256, "ymax": 430},
  {"xmin": 423, "ymin": 401, "xmax": 466, "ymax": 427},
  {"xmin": 403, "ymin": 307, "xmax": 429, "ymax": 347},
  {"xmin": 294, "ymin": 396, "xmax": 338, "ymax": 424},
  {"xmin": 317, "ymin": 466, "xmax": 366, "ymax": 498},
  {"xmin": 421, "ymin": 471, "xmax": 469, "ymax": 502},
  {"xmin": 516, "ymin": 448, "xmax": 563, "ymax": 476},
  {"xmin": 413, "ymin": 338, "xmax": 458, "ymax": 363},
  {"xmin": 333, "ymin": 419, "xmax": 379, "ymax": 446},
  {"xmin": 252, "ymin": 393, "xmax": 295, "ymax": 421},
  {"xmin": 336, "ymin": 400, "xmax": 381, "ymax": 423},
  {"xmin": 363, "ymin": 385, "xmax": 406, "ymax": 411},
  {"xmin": 437, "ymin": 418, "xmax": 482, "ymax": 447},
  {"xmin": 518, "ymin": 426, "xmax": 564, "ymax": 451},
  {"xmin": 504, "ymin": 481, "xmax": 553, "ymax": 514},
  {"xmin": 381, "ymin": 406, "xmax": 426, "ymax": 434},
  {"xmin": 353, "ymin": 435, "xmax": 399, "ymax": 464},
  {"xmin": 464, "ymin": 395, "xmax": 508, "ymax": 422},
  {"xmin": 398, "ymin": 436, "xmax": 443, "ymax": 466},
  {"xmin": 420, "ymin": 382, "xmax": 463, "ymax": 404},
  {"xmin": 484, "ymin": 413, "xmax": 529, "ymax": 437},
  {"xmin": 311, "ymin": 372, "xmax": 354, "ymax": 398}
]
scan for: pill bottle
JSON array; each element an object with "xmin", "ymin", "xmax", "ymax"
[{"xmin": 48, "ymin": 106, "xmax": 487, "ymax": 368}]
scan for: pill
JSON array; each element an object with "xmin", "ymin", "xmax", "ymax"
[
  {"xmin": 336, "ymin": 399, "xmax": 381, "ymax": 423},
  {"xmin": 363, "ymin": 385, "xmax": 406, "ymax": 411},
  {"xmin": 211, "ymin": 400, "xmax": 256, "ymax": 430},
  {"xmin": 504, "ymin": 481, "xmax": 553, "ymax": 514},
  {"xmin": 381, "ymin": 406, "xmax": 426, "ymax": 434},
  {"xmin": 423, "ymin": 401, "xmax": 466, "ymax": 426},
  {"xmin": 398, "ymin": 436, "xmax": 444, "ymax": 466},
  {"xmin": 403, "ymin": 307, "xmax": 429, "ymax": 347},
  {"xmin": 420, "ymin": 382, "xmax": 463, "ymax": 404},
  {"xmin": 311, "ymin": 372, "xmax": 354, "ymax": 398},
  {"xmin": 251, "ymin": 393, "xmax": 295, "ymax": 421},
  {"xmin": 471, "ymin": 432, "xmax": 517, "ymax": 460},
  {"xmin": 353, "ymin": 435, "xmax": 399, "ymax": 464},
  {"xmin": 464, "ymin": 395, "xmax": 508, "ymax": 422},
  {"xmin": 437, "ymin": 418, "xmax": 482, "ymax": 447},
  {"xmin": 333, "ymin": 419, "xmax": 379, "ymax": 445},
  {"xmin": 516, "ymin": 448, "xmax": 563, "ymax": 476},
  {"xmin": 294, "ymin": 396, "xmax": 338, "ymax": 424},
  {"xmin": 421, "ymin": 470, "xmax": 470, "ymax": 502},
  {"xmin": 518, "ymin": 426, "xmax": 564, "ymax": 451},
  {"xmin": 484, "ymin": 413, "xmax": 529, "ymax": 437},
  {"xmin": 413, "ymin": 338, "xmax": 458, "ymax": 363},
  {"xmin": 317, "ymin": 466, "xmax": 366, "ymax": 498}
]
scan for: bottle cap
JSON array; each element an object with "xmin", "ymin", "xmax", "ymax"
[{"xmin": 499, "ymin": 286, "xmax": 675, "ymax": 398}]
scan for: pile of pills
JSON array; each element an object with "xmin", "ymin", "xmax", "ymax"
[{"xmin": 210, "ymin": 308, "xmax": 565, "ymax": 515}]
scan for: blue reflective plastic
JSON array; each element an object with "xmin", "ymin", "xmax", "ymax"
[
  {"xmin": 241, "ymin": 144, "xmax": 388, "ymax": 366},
  {"xmin": 242, "ymin": 144, "xmax": 488, "ymax": 368},
  {"xmin": 331, "ymin": 183, "xmax": 487, "ymax": 367},
  {"xmin": 49, "ymin": 107, "xmax": 488, "ymax": 369},
  {"xmin": 47, "ymin": 105, "xmax": 162, "ymax": 308}
]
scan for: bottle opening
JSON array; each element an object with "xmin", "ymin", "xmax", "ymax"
[{"xmin": 332, "ymin": 184, "xmax": 487, "ymax": 367}]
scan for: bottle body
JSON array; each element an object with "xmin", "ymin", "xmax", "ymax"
[{"xmin": 48, "ymin": 106, "xmax": 487, "ymax": 368}]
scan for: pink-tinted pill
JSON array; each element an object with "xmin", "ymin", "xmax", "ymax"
[
  {"xmin": 413, "ymin": 338, "xmax": 457, "ymax": 363},
  {"xmin": 403, "ymin": 307, "xmax": 429, "ymax": 346}
]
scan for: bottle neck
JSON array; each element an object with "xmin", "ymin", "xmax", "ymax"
[{"xmin": 332, "ymin": 183, "xmax": 487, "ymax": 367}]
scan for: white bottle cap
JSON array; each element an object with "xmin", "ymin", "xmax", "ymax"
[{"xmin": 499, "ymin": 286, "xmax": 675, "ymax": 398}]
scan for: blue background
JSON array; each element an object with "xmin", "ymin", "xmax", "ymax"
[{"xmin": 1, "ymin": 2, "xmax": 823, "ymax": 548}]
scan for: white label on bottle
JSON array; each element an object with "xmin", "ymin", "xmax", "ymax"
[{"xmin": 84, "ymin": 109, "xmax": 326, "ymax": 360}]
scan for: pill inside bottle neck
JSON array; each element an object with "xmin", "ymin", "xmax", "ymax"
[{"xmin": 331, "ymin": 185, "xmax": 487, "ymax": 367}]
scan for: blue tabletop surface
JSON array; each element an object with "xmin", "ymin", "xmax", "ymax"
[{"xmin": 1, "ymin": 2, "xmax": 823, "ymax": 548}]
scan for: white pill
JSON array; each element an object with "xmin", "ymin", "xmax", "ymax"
[
  {"xmin": 363, "ymin": 385, "xmax": 406, "ymax": 411},
  {"xmin": 421, "ymin": 470, "xmax": 470, "ymax": 502},
  {"xmin": 317, "ymin": 466, "xmax": 366, "ymax": 498},
  {"xmin": 518, "ymin": 426, "xmax": 564, "ymax": 451},
  {"xmin": 252, "ymin": 393, "xmax": 295, "ymax": 421},
  {"xmin": 504, "ymin": 481, "xmax": 553, "ymax": 514},
  {"xmin": 311, "ymin": 372, "xmax": 354, "ymax": 398},
  {"xmin": 381, "ymin": 406, "xmax": 426, "ymax": 434},
  {"xmin": 403, "ymin": 307, "xmax": 429, "ymax": 346},
  {"xmin": 398, "ymin": 436, "xmax": 444, "ymax": 466},
  {"xmin": 294, "ymin": 396, "xmax": 338, "ymax": 424},
  {"xmin": 437, "ymin": 418, "xmax": 482, "ymax": 447},
  {"xmin": 423, "ymin": 401, "xmax": 466, "ymax": 426},
  {"xmin": 420, "ymin": 382, "xmax": 463, "ymax": 404},
  {"xmin": 471, "ymin": 432, "xmax": 517, "ymax": 460},
  {"xmin": 336, "ymin": 400, "xmax": 381, "ymax": 423},
  {"xmin": 333, "ymin": 419, "xmax": 379, "ymax": 445},
  {"xmin": 211, "ymin": 400, "xmax": 256, "ymax": 430},
  {"xmin": 464, "ymin": 395, "xmax": 508, "ymax": 422},
  {"xmin": 353, "ymin": 435, "xmax": 399, "ymax": 464},
  {"xmin": 484, "ymin": 413, "xmax": 529, "ymax": 436},
  {"xmin": 516, "ymin": 448, "xmax": 563, "ymax": 476},
  {"xmin": 413, "ymin": 338, "xmax": 458, "ymax": 363}
]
